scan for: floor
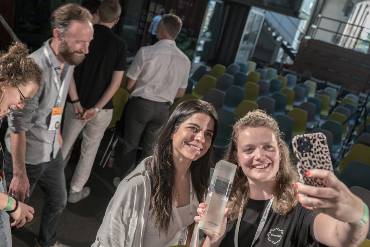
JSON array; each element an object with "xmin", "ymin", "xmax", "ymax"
[{"xmin": 12, "ymin": 129, "xmax": 119, "ymax": 247}]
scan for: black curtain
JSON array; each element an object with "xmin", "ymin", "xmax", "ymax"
[{"xmin": 213, "ymin": 1, "xmax": 250, "ymax": 66}]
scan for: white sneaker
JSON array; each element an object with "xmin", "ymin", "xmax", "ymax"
[
  {"xmin": 51, "ymin": 241, "xmax": 71, "ymax": 247},
  {"xmin": 68, "ymin": 187, "xmax": 90, "ymax": 203},
  {"xmin": 113, "ymin": 177, "xmax": 121, "ymax": 188}
]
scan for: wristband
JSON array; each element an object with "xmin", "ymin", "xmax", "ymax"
[
  {"xmin": 71, "ymin": 99, "xmax": 80, "ymax": 104},
  {"xmin": 5, "ymin": 196, "xmax": 18, "ymax": 213},
  {"xmin": 359, "ymin": 203, "xmax": 369, "ymax": 225}
]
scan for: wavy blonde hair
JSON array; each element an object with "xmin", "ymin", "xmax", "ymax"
[{"xmin": 225, "ymin": 110, "xmax": 298, "ymax": 220}]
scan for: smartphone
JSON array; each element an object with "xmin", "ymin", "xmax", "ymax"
[{"xmin": 292, "ymin": 132, "xmax": 334, "ymax": 187}]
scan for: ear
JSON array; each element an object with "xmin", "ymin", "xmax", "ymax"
[{"xmin": 53, "ymin": 28, "xmax": 63, "ymax": 41}]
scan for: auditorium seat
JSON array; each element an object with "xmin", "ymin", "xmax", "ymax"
[{"xmin": 192, "ymin": 75, "xmax": 217, "ymax": 98}]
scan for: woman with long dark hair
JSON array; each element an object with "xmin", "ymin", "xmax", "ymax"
[
  {"xmin": 196, "ymin": 110, "xmax": 368, "ymax": 247},
  {"xmin": 93, "ymin": 99, "xmax": 218, "ymax": 247},
  {"xmin": 0, "ymin": 42, "xmax": 42, "ymax": 246}
]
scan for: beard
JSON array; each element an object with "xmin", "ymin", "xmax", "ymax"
[{"xmin": 59, "ymin": 40, "xmax": 86, "ymax": 65}]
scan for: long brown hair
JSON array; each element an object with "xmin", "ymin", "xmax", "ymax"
[
  {"xmin": 148, "ymin": 99, "xmax": 218, "ymax": 232},
  {"xmin": 225, "ymin": 110, "xmax": 298, "ymax": 220}
]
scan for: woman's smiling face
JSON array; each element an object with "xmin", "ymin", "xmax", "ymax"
[
  {"xmin": 171, "ymin": 113, "xmax": 215, "ymax": 163},
  {"xmin": 236, "ymin": 127, "xmax": 280, "ymax": 185}
]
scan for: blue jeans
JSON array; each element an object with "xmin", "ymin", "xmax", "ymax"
[
  {"xmin": 0, "ymin": 178, "xmax": 11, "ymax": 247},
  {"xmin": 4, "ymin": 151, "xmax": 67, "ymax": 247}
]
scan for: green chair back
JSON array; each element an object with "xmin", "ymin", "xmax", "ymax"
[
  {"xmin": 328, "ymin": 111, "xmax": 347, "ymax": 124},
  {"xmin": 244, "ymin": 82, "xmax": 260, "ymax": 101},
  {"xmin": 109, "ymin": 88, "xmax": 129, "ymax": 128},
  {"xmin": 339, "ymin": 144, "xmax": 370, "ymax": 172},
  {"xmin": 288, "ymin": 107, "xmax": 308, "ymax": 136},
  {"xmin": 304, "ymin": 80, "xmax": 317, "ymax": 98},
  {"xmin": 342, "ymin": 97, "xmax": 358, "ymax": 108},
  {"xmin": 235, "ymin": 100, "xmax": 258, "ymax": 119},
  {"xmin": 209, "ymin": 64, "xmax": 226, "ymax": 79},
  {"xmin": 247, "ymin": 71, "xmax": 261, "ymax": 83},
  {"xmin": 192, "ymin": 75, "xmax": 217, "ymax": 98},
  {"xmin": 281, "ymin": 87, "xmax": 295, "ymax": 111},
  {"xmin": 319, "ymin": 94, "xmax": 330, "ymax": 117}
]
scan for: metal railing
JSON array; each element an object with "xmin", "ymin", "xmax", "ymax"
[
  {"xmin": 264, "ymin": 18, "xmax": 297, "ymax": 60},
  {"xmin": 307, "ymin": 14, "xmax": 370, "ymax": 53},
  {"xmin": 0, "ymin": 14, "xmax": 19, "ymax": 42}
]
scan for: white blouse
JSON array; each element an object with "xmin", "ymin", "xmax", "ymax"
[{"xmin": 142, "ymin": 181, "xmax": 198, "ymax": 247}]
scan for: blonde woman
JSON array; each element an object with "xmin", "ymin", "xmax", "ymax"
[{"xmin": 197, "ymin": 110, "xmax": 369, "ymax": 247}]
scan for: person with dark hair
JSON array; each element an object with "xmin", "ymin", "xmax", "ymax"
[
  {"xmin": 61, "ymin": 0, "xmax": 126, "ymax": 203},
  {"xmin": 3, "ymin": 4, "xmax": 93, "ymax": 247},
  {"xmin": 110, "ymin": 14, "xmax": 190, "ymax": 186},
  {"xmin": 93, "ymin": 99, "xmax": 218, "ymax": 247},
  {"xmin": 0, "ymin": 41, "xmax": 41, "ymax": 247},
  {"xmin": 195, "ymin": 110, "xmax": 369, "ymax": 247},
  {"xmin": 82, "ymin": 0, "xmax": 102, "ymax": 23}
]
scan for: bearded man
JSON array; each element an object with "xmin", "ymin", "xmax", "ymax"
[{"xmin": 3, "ymin": 4, "xmax": 93, "ymax": 247}]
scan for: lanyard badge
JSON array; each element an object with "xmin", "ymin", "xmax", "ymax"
[
  {"xmin": 48, "ymin": 106, "xmax": 63, "ymax": 130},
  {"xmin": 43, "ymin": 46, "xmax": 70, "ymax": 131}
]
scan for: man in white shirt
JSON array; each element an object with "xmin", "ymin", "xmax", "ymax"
[{"xmin": 112, "ymin": 14, "xmax": 190, "ymax": 184}]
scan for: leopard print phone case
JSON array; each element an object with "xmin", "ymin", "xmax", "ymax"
[{"xmin": 292, "ymin": 132, "xmax": 334, "ymax": 187}]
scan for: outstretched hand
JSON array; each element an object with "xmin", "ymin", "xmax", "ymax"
[{"xmin": 296, "ymin": 169, "xmax": 365, "ymax": 224}]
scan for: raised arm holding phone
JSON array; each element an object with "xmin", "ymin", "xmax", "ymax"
[{"xmin": 196, "ymin": 110, "xmax": 369, "ymax": 247}]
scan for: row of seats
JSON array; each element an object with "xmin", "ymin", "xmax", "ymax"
[
  {"xmin": 186, "ymin": 61, "xmax": 370, "ymax": 188},
  {"xmin": 109, "ymin": 61, "xmax": 370, "ymax": 195}
]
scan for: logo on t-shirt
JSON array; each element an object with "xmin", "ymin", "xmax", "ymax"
[{"xmin": 267, "ymin": 228, "xmax": 284, "ymax": 245}]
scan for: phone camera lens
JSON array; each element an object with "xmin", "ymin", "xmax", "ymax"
[{"xmin": 297, "ymin": 137, "xmax": 312, "ymax": 154}]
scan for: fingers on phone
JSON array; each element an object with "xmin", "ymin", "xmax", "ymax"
[
  {"xmin": 297, "ymin": 193, "xmax": 335, "ymax": 210},
  {"xmin": 296, "ymin": 182, "xmax": 338, "ymax": 199}
]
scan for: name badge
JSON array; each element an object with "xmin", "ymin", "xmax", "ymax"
[{"xmin": 48, "ymin": 107, "xmax": 63, "ymax": 131}]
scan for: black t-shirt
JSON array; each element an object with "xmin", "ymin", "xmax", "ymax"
[
  {"xmin": 71, "ymin": 24, "xmax": 127, "ymax": 109},
  {"xmin": 220, "ymin": 199, "xmax": 325, "ymax": 247}
]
